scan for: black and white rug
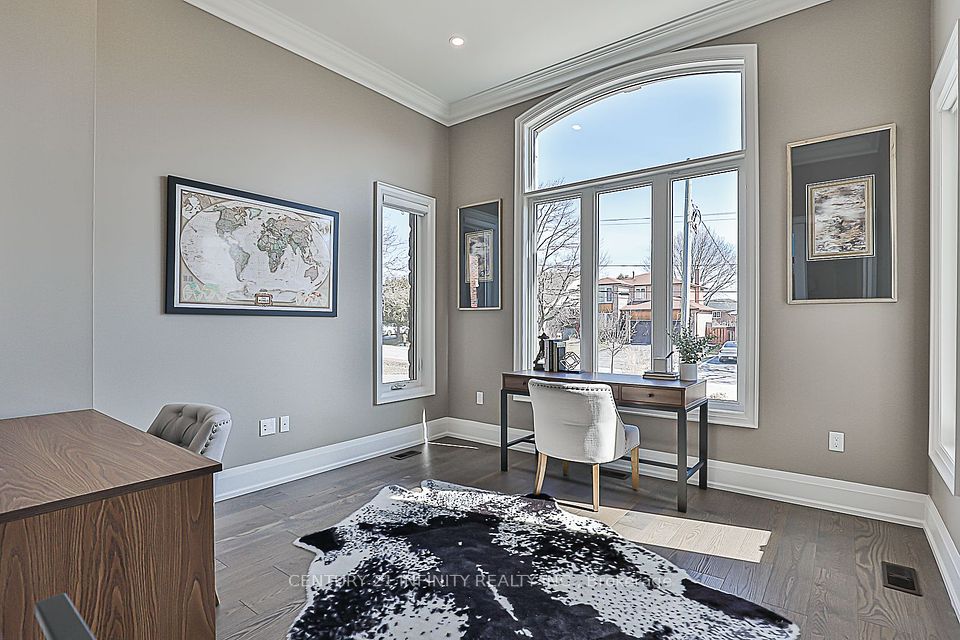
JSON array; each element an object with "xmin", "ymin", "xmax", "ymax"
[{"xmin": 289, "ymin": 480, "xmax": 799, "ymax": 639}]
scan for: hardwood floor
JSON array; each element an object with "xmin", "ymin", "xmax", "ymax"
[{"xmin": 214, "ymin": 438, "xmax": 960, "ymax": 639}]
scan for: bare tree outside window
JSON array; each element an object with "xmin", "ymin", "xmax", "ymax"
[
  {"xmin": 535, "ymin": 198, "xmax": 581, "ymax": 341},
  {"xmin": 673, "ymin": 225, "xmax": 737, "ymax": 306}
]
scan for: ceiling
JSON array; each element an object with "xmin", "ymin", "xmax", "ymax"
[{"xmin": 185, "ymin": 0, "xmax": 829, "ymax": 125}]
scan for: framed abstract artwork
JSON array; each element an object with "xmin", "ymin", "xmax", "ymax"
[
  {"xmin": 786, "ymin": 124, "xmax": 897, "ymax": 303},
  {"xmin": 458, "ymin": 200, "xmax": 501, "ymax": 310},
  {"xmin": 166, "ymin": 176, "xmax": 339, "ymax": 316}
]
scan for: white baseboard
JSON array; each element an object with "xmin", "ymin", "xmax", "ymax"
[
  {"xmin": 924, "ymin": 496, "xmax": 960, "ymax": 618},
  {"xmin": 429, "ymin": 417, "xmax": 928, "ymax": 528},
  {"xmin": 214, "ymin": 420, "xmax": 427, "ymax": 501}
]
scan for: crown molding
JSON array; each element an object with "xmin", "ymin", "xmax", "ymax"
[
  {"xmin": 184, "ymin": 0, "xmax": 830, "ymax": 127},
  {"xmin": 446, "ymin": 0, "xmax": 830, "ymax": 124},
  {"xmin": 183, "ymin": 0, "xmax": 449, "ymax": 123}
]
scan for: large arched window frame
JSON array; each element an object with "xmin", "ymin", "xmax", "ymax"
[{"xmin": 513, "ymin": 45, "xmax": 759, "ymax": 427}]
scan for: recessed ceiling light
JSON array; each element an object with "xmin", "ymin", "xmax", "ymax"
[
  {"xmin": 449, "ymin": 35, "xmax": 466, "ymax": 48},
  {"xmin": 571, "ymin": 124, "xmax": 582, "ymax": 131}
]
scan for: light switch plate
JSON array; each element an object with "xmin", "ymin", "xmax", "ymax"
[
  {"xmin": 476, "ymin": 391, "xmax": 484, "ymax": 405},
  {"xmin": 279, "ymin": 416, "xmax": 290, "ymax": 433},
  {"xmin": 260, "ymin": 417, "xmax": 277, "ymax": 437},
  {"xmin": 828, "ymin": 431, "xmax": 844, "ymax": 452}
]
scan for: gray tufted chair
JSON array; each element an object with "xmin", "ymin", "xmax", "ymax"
[{"xmin": 147, "ymin": 403, "xmax": 232, "ymax": 462}]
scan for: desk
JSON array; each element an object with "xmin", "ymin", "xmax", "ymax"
[
  {"xmin": 0, "ymin": 410, "xmax": 221, "ymax": 639},
  {"xmin": 501, "ymin": 370, "xmax": 708, "ymax": 512}
]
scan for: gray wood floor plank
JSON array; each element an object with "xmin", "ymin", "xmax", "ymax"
[{"xmin": 213, "ymin": 437, "xmax": 956, "ymax": 639}]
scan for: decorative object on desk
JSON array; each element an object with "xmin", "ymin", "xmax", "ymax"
[
  {"xmin": 672, "ymin": 327, "xmax": 713, "ymax": 382},
  {"xmin": 644, "ymin": 353, "xmax": 679, "ymax": 380},
  {"xmin": 289, "ymin": 480, "xmax": 799, "ymax": 640},
  {"xmin": 533, "ymin": 332, "xmax": 549, "ymax": 371},
  {"xmin": 458, "ymin": 200, "xmax": 501, "ymax": 310},
  {"xmin": 787, "ymin": 124, "xmax": 896, "ymax": 303},
  {"xmin": 166, "ymin": 176, "xmax": 339, "ymax": 316},
  {"xmin": 560, "ymin": 350, "xmax": 581, "ymax": 372}
]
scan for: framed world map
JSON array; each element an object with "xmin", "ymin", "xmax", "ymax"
[{"xmin": 166, "ymin": 176, "xmax": 339, "ymax": 316}]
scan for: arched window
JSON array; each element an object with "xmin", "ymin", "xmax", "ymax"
[{"xmin": 514, "ymin": 45, "xmax": 758, "ymax": 426}]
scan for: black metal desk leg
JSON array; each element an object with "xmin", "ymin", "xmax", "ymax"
[
  {"xmin": 699, "ymin": 400, "xmax": 709, "ymax": 489},
  {"xmin": 500, "ymin": 389, "xmax": 509, "ymax": 472},
  {"xmin": 677, "ymin": 409, "xmax": 688, "ymax": 512}
]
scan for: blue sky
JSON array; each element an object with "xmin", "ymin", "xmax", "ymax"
[{"xmin": 535, "ymin": 72, "xmax": 741, "ymax": 288}]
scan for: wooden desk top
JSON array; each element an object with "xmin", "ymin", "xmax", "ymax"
[
  {"xmin": 502, "ymin": 370, "xmax": 707, "ymax": 410},
  {"xmin": 504, "ymin": 369, "xmax": 705, "ymax": 390},
  {"xmin": 0, "ymin": 410, "xmax": 221, "ymax": 523}
]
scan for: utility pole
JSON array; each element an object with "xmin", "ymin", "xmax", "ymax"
[{"xmin": 680, "ymin": 178, "xmax": 691, "ymax": 330}]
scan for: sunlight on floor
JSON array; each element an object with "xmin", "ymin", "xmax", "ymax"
[
  {"xmin": 428, "ymin": 442, "xmax": 479, "ymax": 450},
  {"xmin": 613, "ymin": 512, "xmax": 770, "ymax": 562}
]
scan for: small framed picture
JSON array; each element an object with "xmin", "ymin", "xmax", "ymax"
[
  {"xmin": 787, "ymin": 124, "xmax": 896, "ymax": 303},
  {"xmin": 458, "ymin": 200, "xmax": 501, "ymax": 310}
]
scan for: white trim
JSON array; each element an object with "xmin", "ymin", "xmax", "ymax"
[
  {"xmin": 924, "ymin": 497, "xmax": 960, "ymax": 620},
  {"xmin": 430, "ymin": 418, "xmax": 928, "ymax": 527},
  {"xmin": 182, "ymin": 0, "xmax": 448, "ymax": 122},
  {"xmin": 374, "ymin": 182, "xmax": 437, "ymax": 405},
  {"xmin": 214, "ymin": 420, "xmax": 427, "ymax": 501},
  {"xmin": 931, "ymin": 21, "xmax": 960, "ymax": 495},
  {"xmin": 183, "ymin": 0, "xmax": 828, "ymax": 125}
]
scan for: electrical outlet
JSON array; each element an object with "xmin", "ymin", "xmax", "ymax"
[
  {"xmin": 828, "ymin": 431, "xmax": 844, "ymax": 452},
  {"xmin": 279, "ymin": 416, "xmax": 290, "ymax": 433},
  {"xmin": 476, "ymin": 391, "xmax": 484, "ymax": 405},
  {"xmin": 259, "ymin": 417, "xmax": 277, "ymax": 437}
]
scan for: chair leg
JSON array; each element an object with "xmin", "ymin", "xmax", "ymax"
[
  {"xmin": 631, "ymin": 447, "xmax": 640, "ymax": 491},
  {"xmin": 592, "ymin": 464, "xmax": 600, "ymax": 512},
  {"xmin": 562, "ymin": 460, "xmax": 570, "ymax": 477},
  {"xmin": 534, "ymin": 452, "xmax": 548, "ymax": 495}
]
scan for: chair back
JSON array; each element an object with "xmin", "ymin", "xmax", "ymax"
[
  {"xmin": 527, "ymin": 380, "xmax": 626, "ymax": 464},
  {"xmin": 148, "ymin": 403, "xmax": 232, "ymax": 461}
]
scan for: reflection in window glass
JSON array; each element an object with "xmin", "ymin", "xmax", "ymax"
[
  {"xmin": 535, "ymin": 72, "xmax": 742, "ymax": 188},
  {"xmin": 380, "ymin": 207, "xmax": 416, "ymax": 384},
  {"xmin": 534, "ymin": 198, "xmax": 581, "ymax": 364},
  {"xmin": 596, "ymin": 186, "xmax": 652, "ymax": 375},
  {"xmin": 671, "ymin": 171, "xmax": 739, "ymax": 401}
]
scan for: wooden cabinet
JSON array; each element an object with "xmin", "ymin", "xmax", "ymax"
[{"xmin": 0, "ymin": 411, "xmax": 220, "ymax": 639}]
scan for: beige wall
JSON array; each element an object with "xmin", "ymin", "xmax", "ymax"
[
  {"xmin": 448, "ymin": 0, "xmax": 932, "ymax": 493},
  {"xmin": 0, "ymin": 1, "xmax": 96, "ymax": 418},
  {"xmin": 931, "ymin": 0, "xmax": 960, "ymax": 550},
  {"xmin": 89, "ymin": 0, "xmax": 450, "ymax": 468}
]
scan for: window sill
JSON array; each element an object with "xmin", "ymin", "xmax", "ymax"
[
  {"xmin": 376, "ymin": 384, "xmax": 436, "ymax": 405},
  {"xmin": 510, "ymin": 395, "xmax": 756, "ymax": 429},
  {"xmin": 930, "ymin": 443, "xmax": 957, "ymax": 495}
]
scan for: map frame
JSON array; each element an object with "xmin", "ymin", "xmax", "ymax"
[{"xmin": 165, "ymin": 176, "xmax": 339, "ymax": 317}]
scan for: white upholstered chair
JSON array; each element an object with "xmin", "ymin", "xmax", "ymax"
[{"xmin": 528, "ymin": 380, "xmax": 641, "ymax": 511}]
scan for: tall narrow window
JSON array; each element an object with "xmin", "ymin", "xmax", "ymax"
[
  {"xmin": 930, "ymin": 23, "xmax": 960, "ymax": 493},
  {"xmin": 375, "ymin": 182, "xmax": 436, "ymax": 404},
  {"xmin": 516, "ymin": 45, "xmax": 758, "ymax": 427}
]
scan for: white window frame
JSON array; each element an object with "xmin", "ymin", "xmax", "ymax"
[
  {"xmin": 930, "ymin": 22, "xmax": 960, "ymax": 493},
  {"xmin": 373, "ymin": 182, "xmax": 436, "ymax": 405},
  {"xmin": 513, "ymin": 44, "xmax": 759, "ymax": 428}
]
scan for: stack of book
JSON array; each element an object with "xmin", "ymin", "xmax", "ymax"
[
  {"xmin": 543, "ymin": 340, "xmax": 567, "ymax": 372},
  {"xmin": 643, "ymin": 370, "xmax": 680, "ymax": 381}
]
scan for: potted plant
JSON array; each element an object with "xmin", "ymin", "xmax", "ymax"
[{"xmin": 671, "ymin": 327, "xmax": 714, "ymax": 381}]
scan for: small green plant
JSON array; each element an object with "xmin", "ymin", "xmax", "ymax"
[{"xmin": 671, "ymin": 326, "xmax": 714, "ymax": 364}]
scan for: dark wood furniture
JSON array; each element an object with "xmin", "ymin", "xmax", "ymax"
[
  {"xmin": 501, "ymin": 370, "xmax": 709, "ymax": 512},
  {"xmin": 0, "ymin": 410, "xmax": 221, "ymax": 640}
]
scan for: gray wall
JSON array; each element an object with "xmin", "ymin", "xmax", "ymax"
[
  {"xmin": 931, "ymin": 0, "xmax": 960, "ymax": 549},
  {"xmin": 448, "ymin": 0, "xmax": 932, "ymax": 493},
  {"xmin": 91, "ymin": 0, "xmax": 450, "ymax": 467},
  {"xmin": 0, "ymin": 1, "xmax": 96, "ymax": 419}
]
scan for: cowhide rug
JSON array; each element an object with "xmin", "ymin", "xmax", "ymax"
[{"xmin": 288, "ymin": 480, "xmax": 799, "ymax": 640}]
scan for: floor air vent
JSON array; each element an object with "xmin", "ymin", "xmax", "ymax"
[
  {"xmin": 390, "ymin": 450, "xmax": 421, "ymax": 460},
  {"xmin": 881, "ymin": 562, "xmax": 922, "ymax": 596},
  {"xmin": 599, "ymin": 468, "xmax": 629, "ymax": 480}
]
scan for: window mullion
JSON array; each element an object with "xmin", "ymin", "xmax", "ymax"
[
  {"xmin": 651, "ymin": 174, "xmax": 673, "ymax": 370},
  {"xmin": 581, "ymin": 189, "xmax": 597, "ymax": 372}
]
